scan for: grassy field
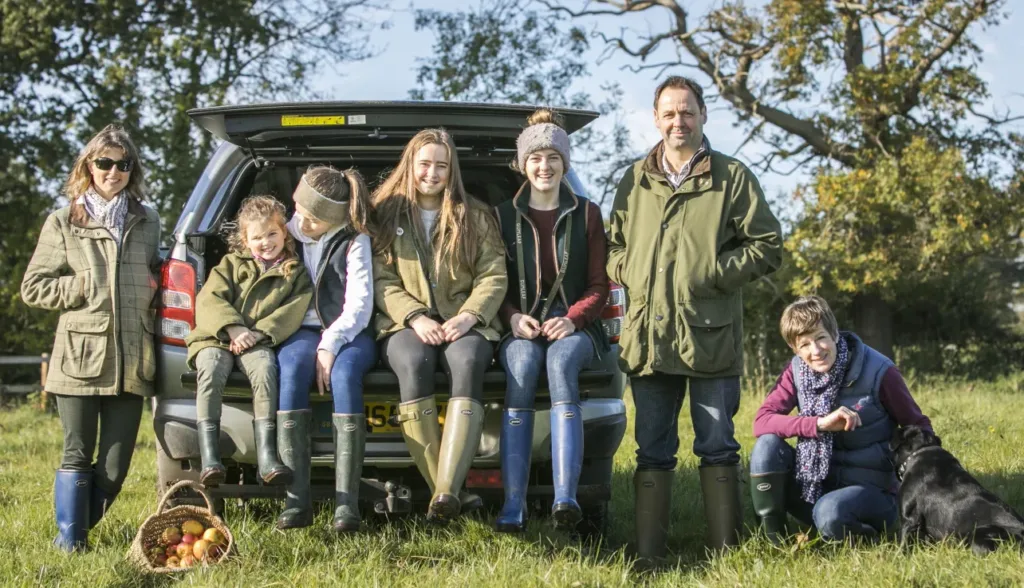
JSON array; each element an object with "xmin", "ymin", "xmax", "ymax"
[{"xmin": 2, "ymin": 373, "xmax": 1024, "ymax": 587}]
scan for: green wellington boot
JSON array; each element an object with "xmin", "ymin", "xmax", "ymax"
[
  {"xmin": 750, "ymin": 471, "xmax": 789, "ymax": 543},
  {"xmin": 427, "ymin": 397, "xmax": 485, "ymax": 523},
  {"xmin": 332, "ymin": 413, "xmax": 365, "ymax": 533},
  {"xmin": 276, "ymin": 410, "xmax": 313, "ymax": 529},
  {"xmin": 634, "ymin": 469, "xmax": 673, "ymax": 561},
  {"xmin": 699, "ymin": 464, "xmax": 744, "ymax": 551}
]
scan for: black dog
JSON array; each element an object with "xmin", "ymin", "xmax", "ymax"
[{"xmin": 891, "ymin": 425, "xmax": 1024, "ymax": 554}]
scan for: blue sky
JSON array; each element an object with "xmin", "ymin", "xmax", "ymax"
[{"xmin": 310, "ymin": 1, "xmax": 1024, "ymax": 216}]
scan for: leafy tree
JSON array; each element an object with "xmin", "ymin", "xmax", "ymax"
[
  {"xmin": 0, "ymin": 0, "xmax": 384, "ymax": 357},
  {"xmin": 544, "ymin": 0, "xmax": 1024, "ymax": 359},
  {"xmin": 410, "ymin": 0, "xmax": 638, "ymax": 207}
]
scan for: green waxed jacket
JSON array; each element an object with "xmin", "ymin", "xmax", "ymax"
[
  {"xmin": 607, "ymin": 141, "xmax": 783, "ymax": 377},
  {"xmin": 185, "ymin": 251, "xmax": 313, "ymax": 369},
  {"xmin": 21, "ymin": 199, "xmax": 162, "ymax": 397}
]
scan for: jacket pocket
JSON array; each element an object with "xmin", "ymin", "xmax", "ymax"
[
  {"xmin": 617, "ymin": 298, "xmax": 646, "ymax": 370},
  {"xmin": 60, "ymin": 313, "xmax": 111, "ymax": 380},
  {"xmin": 678, "ymin": 299, "xmax": 736, "ymax": 373},
  {"xmin": 138, "ymin": 310, "xmax": 157, "ymax": 382}
]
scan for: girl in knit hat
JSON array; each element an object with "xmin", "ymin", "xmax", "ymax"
[
  {"xmin": 493, "ymin": 109, "xmax": 609, "ymax": 532},
  {"xmin": 274, "ymin": 166, "xmax": 378, "ymax": 532}
]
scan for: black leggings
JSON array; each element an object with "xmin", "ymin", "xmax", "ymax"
[
  {"xmin": 382, "ymin": 328, "xmax": 493, "ymax": 402},
  {"xmin": 55, "ymin": 393, "xmax": 144, "ymax": 494}
]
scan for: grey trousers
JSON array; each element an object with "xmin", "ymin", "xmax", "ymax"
[
  {"xmin": 55, "ymin": 393, "xmax": 144, "ymax": 494},
  {"xmin": 195, "ymin": 346, "xmax": 278, "ymax": 421}
]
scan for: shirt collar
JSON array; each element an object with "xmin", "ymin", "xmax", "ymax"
[{"xmin": 661, "ymin": 137, "xmax": 709, "ymax": 188}]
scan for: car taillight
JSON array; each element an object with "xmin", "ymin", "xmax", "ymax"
[
  {"xmin": 601, "ymin": 282, "xmax": 625, "ymax": 344},
  {"xmin": 465, "ymin": 469, "xmax": 503, "ymax": 489},
  {"xmin": 159, "ymin": 259, "xmax": 196, "ymax": 346}
]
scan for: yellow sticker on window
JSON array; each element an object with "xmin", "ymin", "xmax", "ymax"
[{"xmin": 280, "ymin": 115, "xmax": 346, "ymax": 127}]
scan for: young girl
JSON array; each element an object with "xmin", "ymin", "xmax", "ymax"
[
  {"xmin": 372, "ymin": 128, "xmax": 508, "ymax": 523},
  {"xmin": 22, "ymin": 124, "xmax": 161, "ymax": 551},
  {"xmin": 186, "ymin": 196, "xmax": 312, "ymax": 493},
  {"xmin": 494, "ymin": 109, "xmax": 609, "ymax": 533},
  {"xmin": 274, "ymin": 166, "xmax": 377, "ymax": 533},
  {"xmin": 750, "ymin": 296, "xmax": 933, "ymax": 543}
]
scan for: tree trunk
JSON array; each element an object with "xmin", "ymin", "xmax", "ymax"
[{"xmin": 851, "ymin": 293, "xmax": 894, "ymax": 359}]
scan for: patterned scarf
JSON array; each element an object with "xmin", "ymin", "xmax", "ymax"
[
  {"xmin": 82, "ymin": 187, "xmax": 128, "ymax": 242},
  {"xmin": 794, "ymin": 334, "xmax": 851, "ymax": 504}
]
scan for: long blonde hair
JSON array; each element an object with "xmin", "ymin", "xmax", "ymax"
[
  {"xmin": 372, "ymin": 128, "xmax": 493, "ymax": 276},
  {"xmin": 228, "ymin": 195, "xmax": 299, "ymax": 276},
  {"xmin": 64, "ymin": 124, "xmax": 147, "ymax": 201}
]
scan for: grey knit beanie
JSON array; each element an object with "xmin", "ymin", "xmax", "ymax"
[
  {"xmin": 293, "ymin": 173, "xmax": 349, "ymax": 225},
  {"xmin": 516, "ymin": 123, "xmax": 571, "ymax": 172}
]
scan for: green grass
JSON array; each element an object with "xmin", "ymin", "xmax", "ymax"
[{"xmin": 2, "ymin": 373, "xmax": 1024, "ymax": 586}]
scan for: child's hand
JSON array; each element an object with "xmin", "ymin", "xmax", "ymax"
[
  {"xmin": 228, "ymin": 328, "xmax": 258, "ymax": 354},
  {"xmin": 442, "ymin": 313, "xmax": 477, "ymax": 343},
  {"xmin": 410, "ymin": 314, "xmax": 446, "ymax": 346},
  {"xmin": 316, "ymin": 349, "xmax": 336, "ymax": 395}
]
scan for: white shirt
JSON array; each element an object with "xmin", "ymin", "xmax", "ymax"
[
  {"xmin": 286, "ymin": 213, "xmax": 374, "ymax": 355},
  {"xmin": 420, "ymin": 207, "xmax": 440, "ymax": 237}
]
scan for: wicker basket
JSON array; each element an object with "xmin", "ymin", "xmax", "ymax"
[{"xmin": 127, "ymin": 480, "xmax": 234, "ymax": 573}]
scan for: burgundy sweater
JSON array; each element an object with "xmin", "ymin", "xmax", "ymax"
[
  {"xmin": 500, "ymin": 202, "xmax": 608, "ymax": 330},
  {"xmin": 753, "ymin": 364, "xmax": 933, "ymax": 439}
]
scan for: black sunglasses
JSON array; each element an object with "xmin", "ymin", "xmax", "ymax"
[{"xmin": 92, "ymin": 157, "xmax": 133, "ymax": 172}]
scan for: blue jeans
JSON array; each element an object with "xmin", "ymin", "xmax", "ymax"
[
  {"xmin": 749, "ymin": 433, "xmax": 898, "ymax": 540},
  {"xmin": 630, "ymin": 373, "xmax": 741, "ymax": 469},
  {"xmin": 499, "ymin": 331, "xmax": 594, "ymax": 408},
  {"xmin": 276, "ymin": 327, "xmax": 378, "ymax": 413}
]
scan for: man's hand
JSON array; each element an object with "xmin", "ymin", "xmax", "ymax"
[
  {"xmin": 410, "ymin": 314, "xmax": 446, "ymax": 346},
  {"xmin": 817, "ymin": 406, "xmax": 862, "ymax": 432},
  {"xmin": 442, "ymin": 312, "xmax": 478, "ymax": 343},
  {"xmin": 510, "ymin": 313, "xmax": 541, "ymax": 340},
  {"xmin": 316, "ymin": 349, "xmax": 336, "ymax": 395},
  {"xmin": 540, "ymin": 316, "xmax": 575, "ymax": 341}
]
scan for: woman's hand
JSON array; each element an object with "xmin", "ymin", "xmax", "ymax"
[
  {"xmin": 816, "ymin": 406, "xmax": 862, "ymax": 432},
  {"xmin": 410, "ymin": 314, "xmax": 446, "ymax": 346},
  {"xmin": 540, "ymin": 316, "xmax": 575, "ymax": 341},
  {"xmin": 226, "ymin": 326, "xmax": 258, "ymax": 354},
  {"xmin": 510, "ymin": 313, "xmax": 541, "ymax": 340},
  {"xmin": 442, "ymin": 312, "xmax": 478, "ymax": 342},
  {"xmin": 316, "ymin": 349, "xmax": 336, "ymax": 395}
]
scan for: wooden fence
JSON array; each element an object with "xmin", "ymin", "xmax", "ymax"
[{"xmin": 0, "ymin": 354, "xmax": 50, "ymax": 408}]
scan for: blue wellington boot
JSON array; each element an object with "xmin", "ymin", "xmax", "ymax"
[
  {"xmin": 54, "ymin": 469, "xmax": 92, "ymax": 552},
  {"xmin": 495, "ymin": 409, "xmax": 535, "ymax": 533},
  {"xmin": 550, "ymin": 402, "xmax": 583, "ymax": 530}
]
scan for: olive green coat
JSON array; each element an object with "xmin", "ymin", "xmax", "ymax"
[
  {"xmin": 373, "ymin": 206, "xmax": 508, "ymax": 341},
  {"xmin": 185, "ymin": 251, "xmax": 313, "ymax": 369},
  {"xmin": 21, "ymin": 199, "xmax": 162, "ymax": 397},
  {"xmin": 607, "ymin": 142, "xmax": 783, "ymax": 377}
]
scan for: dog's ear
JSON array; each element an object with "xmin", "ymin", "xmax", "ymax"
[
  {"xmin": 920, "ymin": 428, "xmax": 941, "ymax": 448},
  {"xmin": 891, "ymin": 425, "xmax": 920, "ymax": 452}
]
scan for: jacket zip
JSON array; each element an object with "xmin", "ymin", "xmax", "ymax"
[{"xmin": 112, "ymin": 214, "xmax": 145, "ymax": 395}]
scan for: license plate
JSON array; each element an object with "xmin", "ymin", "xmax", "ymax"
[{"xmin": 313, "ymin": 401, "xmax": 447, "ymax": 435}]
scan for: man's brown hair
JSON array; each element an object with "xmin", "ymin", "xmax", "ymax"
[
  {"xmin": 780, "ymin": 295, "xmax": 840, "ymax": 348},
  {"xmin": 653, "ymin": 76, "xmax": 706, "ymax": 112}
]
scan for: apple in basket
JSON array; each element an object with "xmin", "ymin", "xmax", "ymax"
[
  {"xmin": 160, "ymin": 526, "xmax": 182, "ymax": 546},
  {"xmin": 176, "ymin": 543, "xmax": 192, "ymax": 559},
  {"xmin": 180, "ymin": 554, "xmax": 196, "ymax": 568},
  {"xmin": 207, "ymin": 544, "xmax": 224, "ymax": 560},
  {"xmin": 202, "ymin": 527, "xmax": 226, "ymax": 546},
  {"xmin": 181, "ymin": 533, "xmax": 197, "ymax": 545},
  {"xmin": 165, "ymin": 555, "xmax": 180, "ymax": 568},
  {"xmin": 181, "ymin": 520, "xmax": 205, "ymax": 536},
  {"xmin": 165, "ymin": 544, "xmax": 178, "ymax": 558},
  {"xmin": 192, "ymin": 539, "xmax": 212, "ymax": 560}
]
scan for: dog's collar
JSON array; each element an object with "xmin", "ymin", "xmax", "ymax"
[{"xmin": 896, "ymin": 445, "xmax": 944, "ymax": 480}]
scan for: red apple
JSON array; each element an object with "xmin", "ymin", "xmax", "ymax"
[
  {"xmin": 166, "ymin": 545, "xmax": 178, "ymax": 557},
  {"xmin": 176, "ymin": 543, "xmax": 192, "ymax": 559}
]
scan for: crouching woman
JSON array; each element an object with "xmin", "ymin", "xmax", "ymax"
[
  {"xmin": 21, "ymin": 125, "xmax": 162, "ymax": 551},
  {"xmin": 750, "ymin": 296, "xmax": 932, "ymax": 543}
]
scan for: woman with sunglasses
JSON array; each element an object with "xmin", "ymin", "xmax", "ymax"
[{"xmin": 22, "ymin": 124, "xmax": 162, "ymax": 552}]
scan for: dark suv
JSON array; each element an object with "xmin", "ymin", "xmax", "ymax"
[{"xmin": 153, "ymin": 102, "xmax": 627, "ymax": 533}]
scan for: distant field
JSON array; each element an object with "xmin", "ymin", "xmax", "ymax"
[{"xmin": 1, "ymin": 374, "xmax": 1022, "ymax": 587}]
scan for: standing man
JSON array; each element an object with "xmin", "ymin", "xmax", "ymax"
[{"xmin": 607, "ymin": 76, "xmax": 783, "ymax": 558}]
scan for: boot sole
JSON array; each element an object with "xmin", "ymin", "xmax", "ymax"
[
  {"xmin": 261, "ymin": 468, "xmax": 293, "ymax": 486},
  {"xmin": 332, "ymin": 519, "xmax": 361, "ymax": 533},
  {"xmin": 551, "ymin": 503, "xmax": 583, "ymax": 530},
  {"xmin": 200, "ymin": 467, "xmax": 226, "ymax": 487},
  {"xmin": 427, "ymin": 494, "xmax": 461, "ymax": 523},
  {"xmin": 495, "ymin": 519, "xmax": 527, "ymax": 533},
  {"xmin": 276, "ymin": 514, "xmax": 313, "ymax": 530}
]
